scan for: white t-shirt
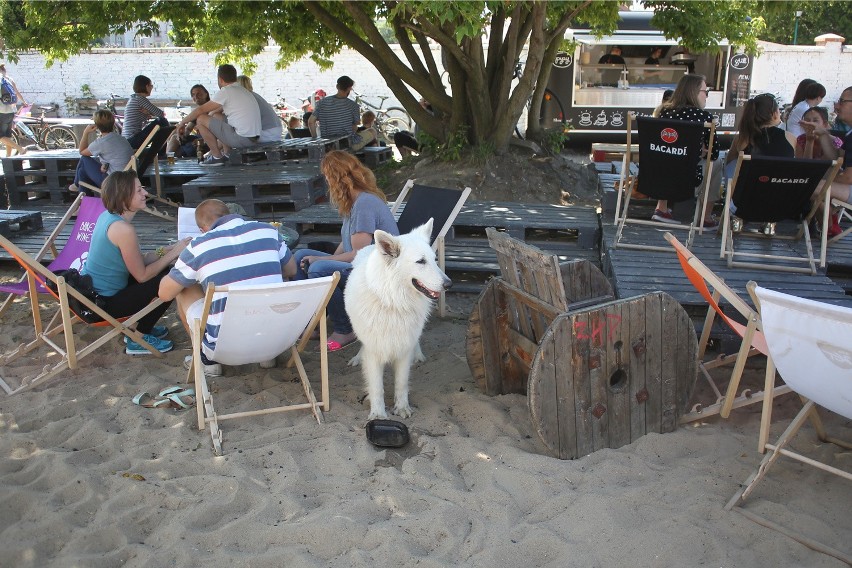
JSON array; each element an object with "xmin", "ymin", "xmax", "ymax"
[
  {"xmin": 785, "ymin": 100, "xmax": 810, "ymax": 138},
  {"xmin": 212, "ymin": 84, "xmax": 262, "ymax": 138}
]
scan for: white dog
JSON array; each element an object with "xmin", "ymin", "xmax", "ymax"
[{"xmin": 344, "ymin": 219, "xmax": 451, "ymax": 419}]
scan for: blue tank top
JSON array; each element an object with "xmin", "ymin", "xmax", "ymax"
[{"xmin": 82, "ymin": 211, "xmax": 130, "ymax": 296}]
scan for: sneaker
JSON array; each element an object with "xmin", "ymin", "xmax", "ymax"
[
  {"xmin": 68, "ymin": 183, "xmax": 79, "ymax": 192},
  {"xmin": 760, "ymin": 222, "xmax": 777, "ymax": 236},
  {"xmin": 183, "ymin": 355, "xmax": 223, "ymax": 377},
  {"xmin": 200, "ymin": 155, "xmax": 228, "ymax": 167},
  {"xmin": 730, "ymin": 216, "xmax": 744, "ymax": 233},
  {"xmin": 701, "ymin": 216, "xmax": 719, "ymax": 229},
  {"xmin": 259, "ymin": 358, "xmax": 276, "ymax": 369},
  {"xmin": 125, "ymin": 325, "xmax": 168, "ymax": 343},
  {"xmin": 126, "ymin": 334, "xmax": 173, "ymax": 355},
  {"xmin": 651, "ymin": 208, "xmax": 681, "ymax": 225}
]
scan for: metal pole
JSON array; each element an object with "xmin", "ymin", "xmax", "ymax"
[{"xmin": 793, "ymin": 11, "xmax": 803, "ymax": 45}]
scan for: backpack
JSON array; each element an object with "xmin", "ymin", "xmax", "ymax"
[{"xmin": 1, "ymin": 77, "xmax": 17, "ymax": 105}]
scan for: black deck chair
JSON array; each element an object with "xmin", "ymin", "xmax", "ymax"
[
  {"xmin": 614, "ymin": 113, "xmax": 715, "ymax": 252},
  {"xmin": 720, "ymin": 152, "xmax": 842, "ymax": 274},
  {"xmin": 390, "ymin": 180, "xmax": 471, "ymax": 316}
]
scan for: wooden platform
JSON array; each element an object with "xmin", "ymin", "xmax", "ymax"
[
  {"xmin": 0, "ymin": 210, "xmax": 42, "ymax": 238},
  {"xmin": 228, "ymin": 136, "xmax": 349, "ymax": 165},
  {"xmin": 1, "ymin": 149, "xmax": 81, "ymax": 205}
]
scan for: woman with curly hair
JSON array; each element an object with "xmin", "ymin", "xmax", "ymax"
[{"xmin": 293, "ymin": 150, "xmax": 399, "ymax": 351}]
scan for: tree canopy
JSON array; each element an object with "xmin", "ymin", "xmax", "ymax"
[
  {"xmin": 1, "ymin": 1, "xmax": 766, "ymax": 152},
  {"xmin": 756, "ymin": 1, "xmax": 851, "ymax": 45}
]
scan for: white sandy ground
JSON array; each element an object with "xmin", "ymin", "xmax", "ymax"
[{"xmin": 0, "ymin": 286, "xmax": 850, "ymax": 568}]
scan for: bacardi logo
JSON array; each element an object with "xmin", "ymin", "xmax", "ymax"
[
  {"xmin": 759, "ymin": 176, "xmax": 770, "ymax": 182},
  {"xmin": 660, "ymin": 128, "xmax": 678, "ymax": 143}
]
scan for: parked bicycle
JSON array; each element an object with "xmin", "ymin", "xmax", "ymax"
[
  {"xmin": 3, "ymin": 104, "xmax": 79, "ymax": 152},
  {"xmin": 352, "ymin": 90, "xmax": 411, "ymax": 143},
  {"xmin": 273, "ymin": 89, "xmax": 303, "ymax": 124}
]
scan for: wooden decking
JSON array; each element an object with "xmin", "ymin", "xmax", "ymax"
[{"xmin": 3, "ymin": 159, "xmax": 852, "ymax": 313}]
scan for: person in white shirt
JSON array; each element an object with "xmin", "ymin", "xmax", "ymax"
[
  {"xmin": 785, "ymin": 81, "xmax": 825, "ymax": 138},
  {"xmin": 176, "ymin": 64, "xmax": 261, "ymax": 166}
]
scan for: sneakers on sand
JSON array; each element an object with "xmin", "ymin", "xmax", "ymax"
[
  {"xmin": 126, "ymin": 334, "xmax": 174, "ymax": 355},
  {"xmin": 183, "ymin": 355, "xmax": 223, "ymax": 377}
]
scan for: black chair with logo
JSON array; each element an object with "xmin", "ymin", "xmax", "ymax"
[
  {"xmin": 614, "ymin": 114, "xmax": 715, "ymax": 252},
  {"xmin": 720, "ymin": 152, "xmax": 842, "ymax": 274}
]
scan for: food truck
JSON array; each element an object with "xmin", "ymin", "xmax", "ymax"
[{"xmin": 540, "ymin": 11, "xmax": 753, "ymax": 141}]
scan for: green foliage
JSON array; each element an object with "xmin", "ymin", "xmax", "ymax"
[
  {"xmin": 644, "ymin": 1, "xmax": 764, "ymax": 54},
  {"xmin": 540, "ymin": 123, "xmax": 573, "ymax": 156},
  {"xmin": 471, "ymin": 142, "xmax": 496, "ymax": 164},
  {"xmin": 80, "ymin": 84, "xmax": 94, "ymax": 99},
  {"xmin": 756, "ymin": 1, "xmax": 852, "ymax": 45}
]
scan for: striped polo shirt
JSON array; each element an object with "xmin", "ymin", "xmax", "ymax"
[
  {"xmin": 122, "ymin": 93, "xmax": 165, "ymax": 139},
  {"xmin": 313, "ymin": 94, "xmax": 360, "ymax": 138},
  {"xmin": 168, "ymin": 215, "xmax": 293, "ymax": 356}
]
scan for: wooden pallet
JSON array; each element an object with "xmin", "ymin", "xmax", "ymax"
[
  {"xmin": 0, "ymin": 210, "xmax": 43, "ymax": 238},
  {"xmin": 181, "ymin": 163, "xmax": 327, "ymax": 216},
  {"xmin": 1, "ymin": 149, "xmax": 80, "ymax": 205},
  {"xmin": 228, "ymin": 136, "xmax": 349, "ymax": 165},
  {"xmin": 357, "ymin": 146, "xmax": 393, "ymax": 168}
]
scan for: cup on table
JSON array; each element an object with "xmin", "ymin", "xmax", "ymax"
[{"xmin": 166, "ymin": 152, "xmax": 175, "ymax": 165}]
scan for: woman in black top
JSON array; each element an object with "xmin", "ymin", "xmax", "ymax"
[
  {"xmin": 725, "ymin": 93, "xmax": 795, "ymax": 179},
  {"xmin": 653, "ymin": 73, "xmax": 720, "ymax": 227}
]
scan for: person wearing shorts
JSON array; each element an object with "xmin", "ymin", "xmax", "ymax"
[{"xmin": 175, "ymin": 64, "xmax": 261, "ymax": 166}]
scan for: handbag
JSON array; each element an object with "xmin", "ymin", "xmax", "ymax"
[{"xmin": 47, "ymin": 269, "xmax": 108, "ymax": 324}]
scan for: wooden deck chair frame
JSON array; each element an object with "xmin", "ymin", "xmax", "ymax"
[
  {"xmin": 390, "ymin": 179, "xmax": 471, "ymax": 317},
  {"xmin": 664, "ymin": 232, "xmax": 790, "ymax": 448},
  {"xmin": 726, "ymin": 283, "xmax": 852, "ymax": 566},
  {"xmin": 828, "ymin": 193, "xmax": 852, "ymax": 245},
  {"xmin": 187, "ymin": 273, "xmax": 340, "ymax": 455},
  {"xmin": 720, "ymin": 152, "xmax": 841, "ymax": 274},
  {"xmin": 78, "ymin": 125, "xmax": 179, "ymax": 221},
  {"xmin": 0, "ymin": 192, "xmax": 90, "ymax": 320},
  {"xmin": 614, "ymin": 113, "xmax": 716, "ymax": 252},
  {"xmin": 0, "ymin": 235, "xmax": 163, "ymax": 395}
]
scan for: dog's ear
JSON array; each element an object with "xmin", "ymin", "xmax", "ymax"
[
  {"xmin": 413, "ymin": 218, "xmax": 434, "ymax": 243},
  {"xmin": 375, "ymin": 230, "xmax": 401, "ymax": 259}
]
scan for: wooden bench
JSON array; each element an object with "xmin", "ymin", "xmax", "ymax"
[
  {"xmin": 228, "ymin": 136, "xmax": 350, "ymax": 165},
  {"xmin": 466, "ymin": 228, "xmax": 697, "ymax": 460}
]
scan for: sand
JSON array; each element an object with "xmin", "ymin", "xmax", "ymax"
[{"xmin": 1, "ymin": 290, "xmax": 851, "ymax": 568}]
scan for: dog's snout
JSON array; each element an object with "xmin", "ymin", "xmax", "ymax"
[{"xmin": 443, "ymin": 275, "xmax": 453, "ymax": 290}]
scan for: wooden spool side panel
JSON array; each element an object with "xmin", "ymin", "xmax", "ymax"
[
  {"xmin": 561, "ymin": 259, "xmax": 614, "ymax": 305},
  {"xmin": 605, "ymin": 298, "xmax": 631, "ymax": 450},
  {"xmin": 644, "ymin": 295, "xmax": 664, "ymax": 434},
  {"xmin": 467, "ymin": 283, "xmax": 506, "ymax": 396},
  {"xmin": 629, "ymin": 294, "xmax": 648, "ymax": 443},
  {"xmin": 529, "ymin": 321, "xmax": 560, "ymax": 458}
]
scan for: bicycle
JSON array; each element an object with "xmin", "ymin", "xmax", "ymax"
[
  {"xmin": 352, "ymin": 90, "xmax": 411, "ymax": 144},
  {"xmin": 3, "ymin": 104, "xmax": 79, "ymax": 152},
  {"xmin": 273, "ymin": 90, "xmax": 303, "ymax": 124}
]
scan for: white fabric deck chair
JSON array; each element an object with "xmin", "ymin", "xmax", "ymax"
[
  {"xmin": 390, "ymin": 180, "xmax": 471, "ymax": 316},
  {"xmin": 726, "ymin": 284, "xmax": 852, "ymax": 565},
  {"xmin": 0, "ymin": 235, "xmax": 164, "ymax": 395},
  {"xmin": 188, "ymin": 274, "xmax": 339, "ymax": 455},
  {"xmin": 79, "ymin": 125, "xmax": 179, "ymax": 220},
  {"xmin": 0, "ymin": 193, "xmax": 103, "ymax": 321},
  {"xmin": 665, "ymin": 233, "xmax": 790, "ymax": 447},
  {"xmin": 614, "ymin": 113, "xmax": 716, "ymax": 252},
  {"xmin": 720, "ymin": 153, "xmax": 842, "ymax": 274}
]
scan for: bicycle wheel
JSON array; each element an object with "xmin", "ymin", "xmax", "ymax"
[
  {"xmin": 384, "ymin": 107, "xmax": 411, "ymax": 131},
  {"xmin": 379, "ymin": 116, "xmax": 410, "ymax": 143},
  {"xmin": 42, "ymin": 125, "xmax": 78, "ymax": 149}
]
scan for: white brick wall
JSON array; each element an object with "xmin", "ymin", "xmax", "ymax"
[
  {"xmin": 6, "ymin": 45, "xmax": 443, "ymax": 116},
  {"xmin": 750, "ymin": 39, "xmax": 851, "ymax": 105}
]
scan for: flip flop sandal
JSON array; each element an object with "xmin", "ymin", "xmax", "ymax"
[
  {"xmin": 327, "ymin": 339, "xmax": 357, "ymax": 352},
  {"xmin": 158, "ymin": 386, "xmax": 195, "ymax": 398},
  {"xmin": 166, "ymin": 392, "xmax": 197, "ymax": 410},
  {"xmin": 132, "ymin": 392, "xmax": 171, "ymax": 409}
]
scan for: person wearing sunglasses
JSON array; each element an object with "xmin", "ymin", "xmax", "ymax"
[
  {"xmin": 652, "ymin": 73, "xmax": 721, "ymax": 228},
  {"xmin": 830, "ymin": 87, "xmax": 852, "ymax": 205}
]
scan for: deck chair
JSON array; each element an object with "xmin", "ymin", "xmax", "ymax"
[
  {"xmin": 720, "ymin": 153, "xmax": 841, "ymax": 274},
  {"xmin": 390, "ymin": 180, "xmax": 471, "ymax": 316},
  {"xmin": 726, "ymin": 284, "xmax": 852, "ymax": 565},
  {"xmin": 188, "ymin": 274, "xmax": 339, "ymax": 455},
  {"xmin": 0, "ymin": 235, "xmax": 164, "ymax": 395},
  {"xmin": 614, "ymin": 113, "xmax": 716, "ymax": 252},
  {"xmin": 664, "ymin": 232, "xmax": 790, "ymax": 447},
  {"xmin": 0, "ymin": 193, "xmax": 104, "ymax": 321},
  {"xmin": 79, "ymin": 124, "xmax": 178, "ymax": 220}
]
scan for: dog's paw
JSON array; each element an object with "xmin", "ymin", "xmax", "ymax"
[
  {"xmin": 392, "ymin": 405, "xmax": 412, "ymax": 419},
  {"xmin": 413, "ymin": 343, "xmax": 426, "ymax": 363},
  {"xmin": 347, "ymin": 348, "xmax": 362, "ymax": 367},
  {"xmin": 368, "ymin": 409, "xmax": 388, "ymax": 420}
]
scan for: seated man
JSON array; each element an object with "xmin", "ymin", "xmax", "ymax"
[
  {"xmin": 123, "ymin": 75, "xmax": 170, "ymax": 150},
  {"xmin": 393, "ymin": 98, "xmax": 432, "ymax": 157},
  {"xmin": 176, "ymin": 64, "xmax": 261, "ymax": 166},
  {"xmin": 167, "ymin": 84, "xmax": 210, "ymax": 158},
  {"xmin": 70, "ymin": 110, "xmax": 133, "ymax": 195},
  {"xmin": 829, "ymin": 86, "xmax": 852, "ymax": 231},
  {"xmin": 308, "ymin": 75, "xmax": 376, "ymax": 151},
  {"xmin": 158, "ymin": 199, "xmax": 297, "ymax": 376}
]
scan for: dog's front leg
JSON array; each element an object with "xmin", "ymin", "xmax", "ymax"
[
  {"xmin": 391, "ymin": 354, "xmax": 413, "ymax": 418},
  {"xmin": 363, "ymin": 355, "xmax": 388, "ymax": 419}
]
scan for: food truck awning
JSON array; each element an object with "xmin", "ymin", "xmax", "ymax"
[{"xmin": 569, "ymin": 32, "xmax": 730, "ymax": 47}]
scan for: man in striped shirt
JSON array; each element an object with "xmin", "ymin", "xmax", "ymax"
[
  {"xmin": 308, "ymin": 75, "xmax": 376, "ymax": 150},
  {"xmin": 123, "ymin": 75, "xmax": 169, "ymax": 149},
  {"xmin": 158, "ymin": 199, "xmax": 296, "ymax": 375}
]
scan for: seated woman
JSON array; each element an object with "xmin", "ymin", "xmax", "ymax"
[
  {"xmin": 654, "ymin": 74, "xmax": 720, "ymax": 227},
  {"xmin": 82, "ymin": 170, "xmax": 189, "ymax": 354},
  {"xmin": 795, "ymin": 106, "xmax": 842, "ymax": 160},
  {"xmin": 294, "ymin": 151, "xmax": 399, "ymax": 351},
  {"xmin": 70, "ymin": 110, "xmax": 133, "ymax": 195},
  {"xmin": 724, "ymin": 93, "xmax": 796, "ymax": 179}
]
